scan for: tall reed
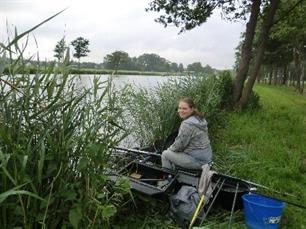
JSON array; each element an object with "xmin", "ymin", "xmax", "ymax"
[
  {"xmin": 0, "ymin": 28, "xmax": 129, "ymax": 228},
  {"xmin": 122, "ymin": 72, "xmax": 233, "ymax": 150}
]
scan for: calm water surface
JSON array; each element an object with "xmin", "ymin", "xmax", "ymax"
[
  {"xmin": 76, "ymin": 74, "xmax": 176, "ymax": 147},
  {"xmin": 77, "ymin": 74, "xmax": 173, "ymax": 89}
]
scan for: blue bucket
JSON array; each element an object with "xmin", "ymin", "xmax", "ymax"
[{"xmin": 242, "ymin": 193, "xmax": 285, "ymax": 229}]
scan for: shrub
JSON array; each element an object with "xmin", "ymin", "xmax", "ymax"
[{"xmin": 242, "ymin": 90, "xmax": 262, "ymax": 111}]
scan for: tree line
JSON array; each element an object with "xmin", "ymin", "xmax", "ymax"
[
  {"xmin": 255, "ymin": 1, "xmax": 305, "ymax": 94},
  {"xmin": 54, "ymin": 38, "xmax": 217, "ymax": 74}
]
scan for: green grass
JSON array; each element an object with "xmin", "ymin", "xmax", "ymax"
[
  {"xmin": 213, "ymin": 84, "xmax": 306, "ymax": 228},
  {"xmin": 118, "ymin": 80, "xmax": 306, "ymax": 228}
]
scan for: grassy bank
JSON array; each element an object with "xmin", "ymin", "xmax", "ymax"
[
  {"xmin": 118, "ymin": 84, "xmax": 306, "ymax": 228},
  {"xmin": 213, "ymin": 84, "xmax": 306, "ymax": 228}
]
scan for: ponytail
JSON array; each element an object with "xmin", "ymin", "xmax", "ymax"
[{"xmin": 193, "ymin": 108, "xmax": 204, "ymax": 119}]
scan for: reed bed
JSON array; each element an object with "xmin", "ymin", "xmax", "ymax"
[
  {"xmin": 0, "ymin": 33, "xmax": 130, "ymax": 228},
  {"xmin": 121, "ymin": 71, "xmax": 233, "ymax": 151}
]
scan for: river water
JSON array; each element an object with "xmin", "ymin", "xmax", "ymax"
[
  {"xmin": 76, "ymin": 74, "xmax": 173, "ymax": 89},
  {"xmin": 75, "ymin": 74, "xmax": 176, "ymax": 148}
]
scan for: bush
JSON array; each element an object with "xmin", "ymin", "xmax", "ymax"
[
  {"xmin": 242, "ymin": 90, "xmax": 262, "ymax": 111},
  {"xmin": 217, "ymin": 70, "xmax": 234, "ymax": 109}
]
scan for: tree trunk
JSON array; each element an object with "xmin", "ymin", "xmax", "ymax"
[
  {"xmin": 233, "ymin": 0, "xmax": 261, "ymax": 104},
  {"xmin": 282, "ymin": 65, "xmax": 288, "ymax": 85},
  {"xmin": 294, "ymin": 48, "xmax": 301, "ymax": 91},
  {"xmin": 289, "ymin": 67, "xmax": 295, "ymax": 86},
  {"xmin": 268, "ymin": 66, "xmax": 273, "ymax": 85},
  {"xmin": 238, "ymin": 0, "xmax": 280, "ymax": 107},
  {"xmin": 300, "ymin": 60, "xmax": 305, "ymax": 94},
  {"xmin": 273, "ymin": 66, "xmax": 278, "ymax": 85}
]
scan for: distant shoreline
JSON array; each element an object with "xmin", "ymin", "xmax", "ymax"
[
  {"xmin": 69, "ymin": 68, "xmax": 182, "ymax": 76},
  {"xmin": 5, "ymin": 66, "xmax": 186, "ymax": 76}
]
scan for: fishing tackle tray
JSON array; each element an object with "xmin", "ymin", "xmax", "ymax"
[{"xmin": 109, "ymin": 161, "xmax": 178, "ymax": 196}]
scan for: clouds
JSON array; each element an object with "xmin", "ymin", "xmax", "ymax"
[{"xmin": 0, "ymin": 0, "xmax": 245, "ymax": 69}]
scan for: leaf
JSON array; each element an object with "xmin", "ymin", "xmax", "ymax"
[
  {"xmin": 37, "ymin": 140, "xmax": 46, "ymax": 183},
  {"xmin": 76, "ymin": 157, "xmax": 89, "ymax": 171},
  {"xmin": 97, "ymin": 193, "xmax": 105, "ymax": 199},
  {"xmin": 114, "ymin": 176, "xmax": 131, "ymax": 194},
  {"xmin": 102, "ymin": 204, "xmax": 117, "ymax": 219},
  {"xmin": 62, "ymin": 191, "xmax": 77, "ymax": 201},
  {"xmin": 69, "ymin": 207, "xmax": 82, "ymax": 228},
  {"xmin": 0, "ymin": 53, "xmax": 8, "ymax": 74},
  {"xmin": 0, "ymin": 189, "xmax": 45, "ymax": 204}
]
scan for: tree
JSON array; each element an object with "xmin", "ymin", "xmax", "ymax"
[
  {"xmin": 203, "ymin": 64, "xmax": 215, "ymax": 75},
  {"xmin": 71, "ymin": 37, "xmax": 90, "ymax": 65},
  {"xmin": 54, "ymin": 37, "xmax": 67, "ymax": 62},
  {"xmin": 233, "ymin": 0, "xmax": 261, "ymax": 104},
  {"xmin": 187, "ymin": 62, "xmax": 204, "ymax": 73},
  {"xmin": 238, "ymin": 0, "xmax": 281, "ymax": 106},
  {"xmin": 103, "ymin": 51, "xmax": 133, "ymax": 71},
  {"xmin": 170, "ymin": 62, "xmax": 179, "ymax": 72},
  {"xmin": 146, "ymin": 0, "xmax": 285, "ymax": 107},
  {"xmin": 267, "ymin": 0, "xmax": 306, "ymax": 93},
  {"xmin": 178, "ymin": 63, "xmax": 184, "ymax": 72},
  {"xmin": 137, "ymin": 53, "xmax": 170, "ymax": 72}
]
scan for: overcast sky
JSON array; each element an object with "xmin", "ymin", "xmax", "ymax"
[{"xmin": 1, "ymin": 0, "xmax": 246, "ymax": 69}]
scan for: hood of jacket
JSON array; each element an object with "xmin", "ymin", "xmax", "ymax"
[{"xmin": 183, "ymin": 115, "xmax": 207, "ymax": 131}]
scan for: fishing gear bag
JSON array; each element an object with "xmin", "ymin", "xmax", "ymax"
[{"xmin": 169, "ymin": 185, "xmax": 204, "ymax": 228}]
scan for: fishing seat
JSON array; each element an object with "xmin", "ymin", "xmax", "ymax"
[
  {"xmin": 176, "ymin": 161, "xmax": 214, "ymax": 176},
  {"xmin": 175, "ymin": 162, "xmax": 214, "ymax": 187}
]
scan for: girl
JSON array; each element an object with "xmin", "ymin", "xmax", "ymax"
[{"xmin": 161, "ymin": 98, "xmax": 212, "ymax": 170}]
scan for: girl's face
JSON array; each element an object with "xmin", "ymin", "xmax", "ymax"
[{"xmin": 178, "ymin": 101, "xmax": 194, "ymax": 119}]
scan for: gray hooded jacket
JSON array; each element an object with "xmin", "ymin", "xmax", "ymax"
[{"xmin": 168, "ymin": 115, "xmax": 211, "ymax": 162}]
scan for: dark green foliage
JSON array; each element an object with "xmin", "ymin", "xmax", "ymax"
[
  {"xmin": 146, "ymin": 0, "xmax": 251, "ymax": 33},
  {"xmin": 187, "ymin": 62, "xmax": 204, "ymax": 73},
  {"xmin": 137, "ymin": 53, "xmax": 170, "ymax": 72},
  {"xmin": 103, "ymin": 51, "xmax": 175, "ymax": 72},
  {"xmin": 103, "ymin": 50, "xmax": 134, "ymax": 71},
  {"xmin": 146, "ymin": 0, "xmax": 216, "ymax": 33},
  {"xmin": 53, "ymin": 37, "xmax": 67, "ymax": 62},
  {"xmin": 186, "ymin": 62, "xmax": 216, "ymax": 75},
  {"xmin": 71, "ymin": 37, "xmax": 90, "ymax": 62},
  {"xmin": 218, "ymin": 70, "xmax": 234, "ymax": 108},
  {"xmin": 241, "ymin": 90, "xmax": 261, "ymax": 111}
]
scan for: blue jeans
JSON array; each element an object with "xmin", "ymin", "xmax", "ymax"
[{"xmin": 161, "ymin": 147, "xmax": 212, "ymax": 170}]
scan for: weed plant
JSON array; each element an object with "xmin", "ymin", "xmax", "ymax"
[{"xmin": 0, "ymin": 27, "xmax": 130, "ymax": 228}]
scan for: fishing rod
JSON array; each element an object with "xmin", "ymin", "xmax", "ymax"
[
  {"xmin": 251, "ymin": 192, "xmax": 306, "ymax": 210},
  {"xmin": 213, "ymin": 173, "xmax": 306, "ymax": 210},
  {"xmin": 215, "ymin": 172, "xmax": 300, "ymax": 199},
  {"xmin": 112, "ymin": 147, "xmax": 161, "ymax": 157}
]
